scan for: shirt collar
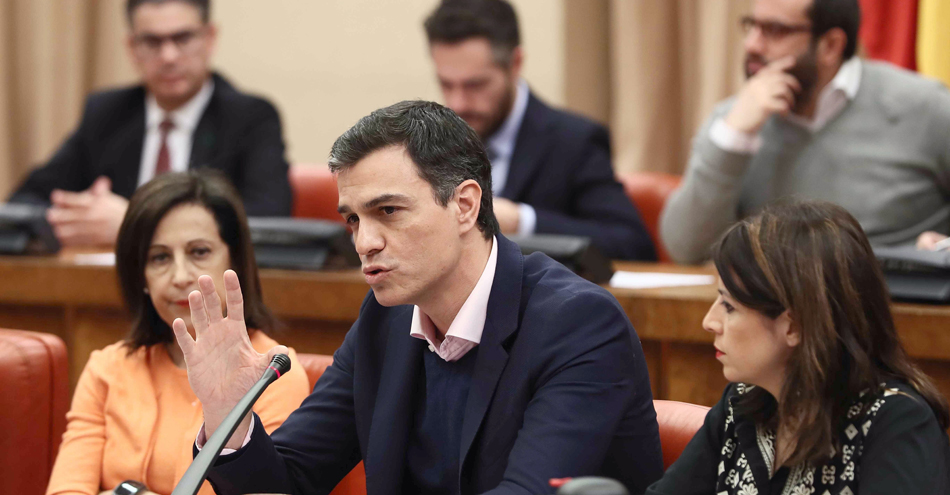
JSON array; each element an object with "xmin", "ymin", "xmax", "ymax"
[
  {"xmin": 485, "ymin": 79, "xmax": 530, "ymax": 161},
  {"xmin": 410, "ymin": 236, "xmax": 498, "ymax": 359},
  {"xmin": 832, "ymin": 56, "xmax": 862, "ymax": 100},
  {"xmin": 145, "ymin": 77, "xmax": 215, "ymax": 131}
]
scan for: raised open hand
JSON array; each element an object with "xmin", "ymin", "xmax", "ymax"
[{"xmin": 172, "ymin": 270, "xmax": 286, "ymax": 447}]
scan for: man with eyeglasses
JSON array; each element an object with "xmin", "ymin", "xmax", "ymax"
[
  {"xmin": 660, "ymin": 0, "xmax": 950, "ymax": 264},
  {"xmin": 9, "ymin": 0, "xmax": 292, "ymax": 247}
]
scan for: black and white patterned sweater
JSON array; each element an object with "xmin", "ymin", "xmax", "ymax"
[{"xmin": 646, "ymin": 381, "xmax": 950, "ymax": 495}]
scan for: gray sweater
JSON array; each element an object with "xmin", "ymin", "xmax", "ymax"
[{"xmin": 661, "ymin": 61, "xmax": 950, "ymax": 264}]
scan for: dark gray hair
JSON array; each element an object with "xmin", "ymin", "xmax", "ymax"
[
  {"xmin": 328, "ymin": 100, "xmax": 499, "ymax": 240},
  {"xmin": 126, "ymin": 0, "xmax": 210, "ymax": 24},
  {"xmin": 424, "ymin": 0, "xmax": 521, "ymax": 67},
  {"xmin": 808, "ymin": 0, "xmax": 861, "ymax": 60}
]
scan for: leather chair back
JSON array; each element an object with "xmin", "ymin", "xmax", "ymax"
[
  {"xmin": 289, "ymin": 164, "xmax": 343, "ymax": 222},
  {"xmin": 0, "ymin": 329, "xmax": 69, "ymax": 495},
  {"xmin": 616, "ymin": 172, "xmax": 682, "ymax": 262},
  {"xmin": 298, "ymin": 353, "xmax": 367, "ymax": 495},
  {"xmin": 654, "ymin": 399, "xmax": 710, "ymax": 470}
]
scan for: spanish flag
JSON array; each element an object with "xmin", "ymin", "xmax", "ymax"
[{"xmin": 917, "ymin": 0, "xmax": 950, "ymax": 86}]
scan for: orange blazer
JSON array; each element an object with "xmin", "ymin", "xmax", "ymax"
[{"xmin": 46, "ymin": 331, "xmax": 311, "ymax": 495}]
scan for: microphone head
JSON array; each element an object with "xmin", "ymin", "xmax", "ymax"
[
  {"xmin": 555, "ymin": 477, "xmax": 629, "ymax": 495},
  {"xmin": 270, "ymin": 353, "xmax": 292, "ymax": 375}
]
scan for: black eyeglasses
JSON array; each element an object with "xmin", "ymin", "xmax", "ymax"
[
  {"xmin": 133, "ymin": 28, "xmax": 205, "ymax": 57},
  {"xmin": 739, "ymin": 16, "xmax": 812, "ymax": 40}
]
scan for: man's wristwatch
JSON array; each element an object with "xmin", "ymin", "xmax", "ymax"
[{"xmin": 113, "ymin": 480, "xmax": 147, "ymax": 495}]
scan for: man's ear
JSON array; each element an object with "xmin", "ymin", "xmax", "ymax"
[
  {"xmin": 204, "ymin": 23, "xmax": 219, "ymax": 56},
  {"xmin": 817, "ymin": 27, "xmax": 847, "ymax": 66},
  {"xmin": 778, "ymin": 310, "xmax": 801, "ymax": 348},
  {"xmin": 455, "ymin": 179, "xmax": 483, "ymax": 235},
  {"xmin": 508, "ymin": 46, "xmax": 524, "ymax": 80}
]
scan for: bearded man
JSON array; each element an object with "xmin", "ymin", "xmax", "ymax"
[{"xmin": 660, "ymin": 0, "xmax": 950, "ymax": 264}]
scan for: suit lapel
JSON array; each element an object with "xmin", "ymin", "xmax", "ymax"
[
  {"xmin": 459, "ymin": 235, "xmax": 524, "ymax": 470},
  {"xmin": 501, "ymin": 93, "xmax": 554, "ymax": 201},
  {"xmin": 189, "ymin": 102, "xmax": 219, "ymax": 169},
  {"xmin": 107, "ymin": 99, "xmax": 146, "ymax": 198},
  {"xmin": 189, "ymin": 73, "xmax": 234, "ymax": 169},
  {"xmin": 364, "ymin": 308, "xmax": 426, "ymax": 495}
]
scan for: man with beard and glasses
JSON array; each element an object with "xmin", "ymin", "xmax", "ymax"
[
  {"xmin": 424, "ymin": 0, "xmax": 655, "ymax": 260},
  {"xmin": 9, "ymin": 0, "xmax": 292, "ymax": 248},
  {"xmin": 660, "ymin": 0, "xmax": 950, "ymax": 264}
]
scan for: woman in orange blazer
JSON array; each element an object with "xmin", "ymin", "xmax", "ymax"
[{"xmin": 46, "ymin": 171, "xmax": 310, "ymax": 495}]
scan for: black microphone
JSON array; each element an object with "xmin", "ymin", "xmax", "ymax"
[
  {"xmin": 555, "ymin": 477, "xmax": 629, "ymax": 495},
  {"xmin": 171, "ymin": 354, "xmax": 292, "ymax": 495}
]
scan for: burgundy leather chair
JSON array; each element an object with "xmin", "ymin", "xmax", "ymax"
[
  {"xmin": 298, "ymin": 353, "xmax": 367, "ymax": 495},
  {"xmin": 0, "ymin": 329, "xmax": 69, "ymax": 495},
  {"xmin": 616, "ymin": 172, "xmax": 682, "ymax": 262},
  {"xmin": 289, "ymin": 164, "xmax": 343, "ymax": 222},
  {"xmin": 653, "ymin": 399, "xmax": 710, "ymax": 470}
]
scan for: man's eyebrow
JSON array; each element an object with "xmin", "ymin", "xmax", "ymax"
[
  {"xmin": 337, "ymin": 193, "xmax": 412, "ymax": 215},
  {"xmin": 363, "ymin": 193, "xmax": 411, "ymax": 209}
]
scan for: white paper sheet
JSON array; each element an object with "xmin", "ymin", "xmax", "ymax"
[
  {"xmin": 73, "ymin": 252, "xmax": 116, "ymax": 266},
  {"xmin": 609, "ymin": 271, "xmax": 714, "ymax": 289}
]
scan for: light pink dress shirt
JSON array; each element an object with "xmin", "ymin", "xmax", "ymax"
[{"xmin": 409, "ymin": 237, "xmax": 498, "ymax": 362}]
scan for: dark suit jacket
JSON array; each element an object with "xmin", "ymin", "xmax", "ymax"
[
  {"xmin": 9, "ymin": 73, "xmax": 292, "ymax": 216},
  {"xmin": 502, "ymin": 93, "xmax": 655, "ymax": 260},
  {"xmin": 204, "ymin": 235, "xmax": 663, "ymax": 495}
]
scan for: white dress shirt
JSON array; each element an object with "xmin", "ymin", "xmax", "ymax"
[
  {"xmin": 137, "ymin": 79, "xmax": 215, "ymax": 186},
  {"xmin": 486, "ymin": 79, "xmax": 537, "ymax": 236},
  {"xmin": 710, "ymin": 57, "xmax": 863, "ymax": 154},
  {"xmin": 410, "ymin": 236, "xmax": 498, "ymax": 362}
]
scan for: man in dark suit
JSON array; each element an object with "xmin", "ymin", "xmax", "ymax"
[
  {"xmin": 9, "ymin": 0, "xmax": 291, "ymax": 247},
  {"xmin": 174, "ymin": 101, "xmax": 663, "ymax": 494},
  {"xmin": 424, "ymin": 0, "xmax": 654, "ymax": 260}
]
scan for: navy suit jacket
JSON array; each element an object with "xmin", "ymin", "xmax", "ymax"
[
  {"xmin": 204, "ymin": 236, "xmax": 663, "ymax": 495},
  {"xmin": 502, "ymin": 93, "xmax": 655, "ymax": 261},
  {"xmin": 9, "ymin": 73, "xmax": 292, "ymax": 217}
]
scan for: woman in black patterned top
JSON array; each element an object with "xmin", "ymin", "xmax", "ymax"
[{"xmin": 646, "ymin": 201, "xmax": 950, "ymax": 495}]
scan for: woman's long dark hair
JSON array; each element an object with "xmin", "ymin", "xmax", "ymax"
[
  {"xmin": 116, "ymin": 170, "xmax": 276, "ymax": 351},
  {"xmin": 712, "ymin": 200, "xmax": 949, "ymax": 467}
]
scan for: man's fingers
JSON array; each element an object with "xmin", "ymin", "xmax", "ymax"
[
  {"xmin": 224, "ymin": 270, "xmax": 245, "ymax": 322},
  {"xmin": 90, "ymin": 176, "xmax": 112, "ymax": 195},
  {"xmin": 189, "ymin": 289, "xmax": 211, "ymax": 335},
  {"xmin": 199, "ymin": 275, "xmax": 224, "ymax": 323},
  {"xmin": 47, "ymin": 207, "xmax": 87, "ymax": 225},
  {"xmin": 774, "ymin": 86, "xmax": 796, "ymax": 108},
  {"xmin": 172, "ymin": 317, "xmax": 196, "ymax": 357},
  {"xmin": 50, "ymin": 189, "xmax": 94, "ymax": 209},
  {"xmin": 779, "ymin": 74, "xmax": 802, "ymax": 94},
  {"xmin": 770, "ymin": 55, "xmax": 796, "ymax": 71}
]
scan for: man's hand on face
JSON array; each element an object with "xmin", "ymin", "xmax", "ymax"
[
  {"xmin": 493, "ymin": 197, "xmax": 521, "ymax": 234},
  {"xmin": 46, "ymin": 176, "xmax": 129, "ymax": 247},
  {"xmin": 724, "ymin": 56, "xmax": 801, "ymax": 135}
]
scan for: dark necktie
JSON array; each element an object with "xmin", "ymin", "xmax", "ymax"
[{"xmin": 155, "ymin": 118, "xmax": 175, "ymax": 176}]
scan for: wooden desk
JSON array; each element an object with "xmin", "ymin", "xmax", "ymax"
[{"xmin": 2, "ymin": 254, "xmax": 949, "ymax": 407}]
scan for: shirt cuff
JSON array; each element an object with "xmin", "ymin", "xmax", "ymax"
[
  {"xmin": 517, "ymin": 203, "xmax": 537, "ymax": 236},
  {"xmin": 708, "ymin": 118, "xmax": 762, "ymax": 154},
  {"xmin": 195, "ymin": 417, "xmax": 254, "ymax": 455}
]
